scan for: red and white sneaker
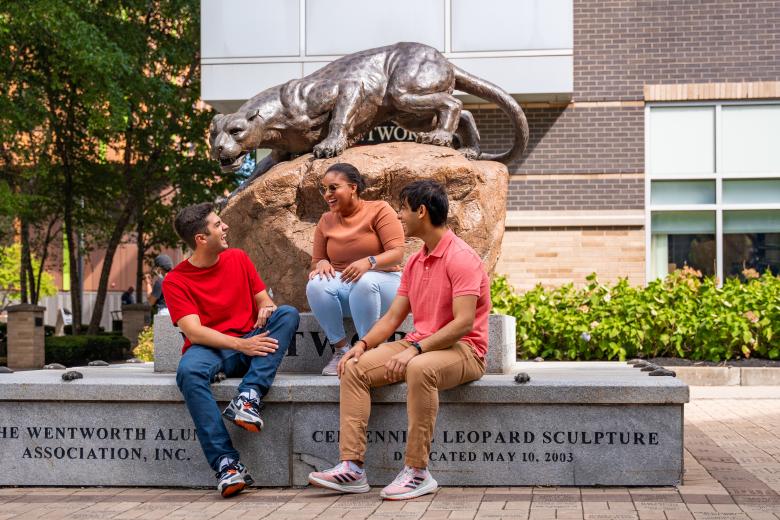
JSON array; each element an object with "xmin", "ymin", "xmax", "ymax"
[
  {"xmin": 380, "ymin": 466, "xmax": 438, "ymax": 500},
  {"xmin": 308, "ymin": 461, "xmax": 370, "ymax": 493}
]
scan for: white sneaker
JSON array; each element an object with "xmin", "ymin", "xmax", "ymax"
[
  {"xmin": 380, "ymin": 466, "xmax": 438, "ymax": 500},
  {"xmin": 308, "ymin": 461, "xmax": 370, "ymax": 493},
  {"xmin": 322, "ymin": 347, "xmax": 348, "ymax": 376}
]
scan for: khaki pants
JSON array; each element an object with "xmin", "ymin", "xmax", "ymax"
[{"xmin": 339, "ymin": 340, "xmax": 486, "ymax": 468}]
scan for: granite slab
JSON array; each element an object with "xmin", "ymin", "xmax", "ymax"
[
  {"xmin": 0, "ymin": 364, "xmax": 689, "ymax": 404},
  {"xmin": 154, "ymin": 313, "xmax": 516, "ymax": 375},
  {"xmin": 291, "ymin": 402, "xmax": 684, "ymax": 486},
  {"xmin": 0, "ymin": 401, "xmax": 291, "ymax": 487},
  {"xmin": 0, "ymin": 364, "xmax": 688, "ymax": 487}
]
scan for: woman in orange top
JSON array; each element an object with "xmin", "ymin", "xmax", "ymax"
[{"xmin": 307, "ymin": 163, "xmax": 405, "ymax": 375}]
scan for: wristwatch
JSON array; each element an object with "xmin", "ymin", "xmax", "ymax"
[
  {"xmin": 367, "ymin": 256, "xmax": 377, "ymax": 270},
  {"xmin": 409, "ymin": 341, "xmax": 423, "ymax": 354}
]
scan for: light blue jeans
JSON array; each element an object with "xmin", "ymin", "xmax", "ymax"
[{"xmin": 306, "ymin": 270, "xmax": 402, "ymax": 343}]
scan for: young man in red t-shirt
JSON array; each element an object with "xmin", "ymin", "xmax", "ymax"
[
  {"xmin": 308, "ymin": 180, "xmax": 490, "ymax": 500},
  {"xmin": 164, "ymin": 202, "xmax": 299, "ymax": 498}
]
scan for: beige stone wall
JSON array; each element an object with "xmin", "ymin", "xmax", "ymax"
[
  {"xmin": 496, "ymin": 227, "xmax": 646, "ymax": 292},
  {"xmin": 122, "ymin": 305, "xmax": 151, "ymax": 348},
  {"xmin": 7, "ymin": 305, "xmax": 46, "ymax": 369}
]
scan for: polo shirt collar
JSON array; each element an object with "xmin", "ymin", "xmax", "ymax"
[{"xmin": 423, "ymin": 229, "xmax": 455, "ymax": 258}]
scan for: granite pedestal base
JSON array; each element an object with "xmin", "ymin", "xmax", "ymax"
[
  {"xmin": 154, "ymin": 312, "xmax": 517, "ymax": 375},
  {"xmin": 0, "ymin": 363, "xmax": 688, "ymax": 487}
]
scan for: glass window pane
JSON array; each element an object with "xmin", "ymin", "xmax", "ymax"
[
  {"xmin": 649, "ymin": 107, "xmax": 714, "ymax": 174},
  {"xmin": 651, "ymin": 211, "xmax": 715, "ymax": 234},
  {"xmin": 721, "ymin": 105, "xmax": 780, "ymax": 174},
  {"xmin": 723, "ymin": 210, "xmax": 780, "ymax": 234},
  {"xmin": 723, "ymin": 179, "xmax": 780, "ymax": 204},
  {"xmin": 723, "ymin": 210, "xmax": 780, "ymax": 278},
  {"xmin": 650, "ymin": 211, "xmax": 716, "ymax": 278},
  {"xmin": 651, "ymin": 180, "xmax": 715, "ymax": 205}
]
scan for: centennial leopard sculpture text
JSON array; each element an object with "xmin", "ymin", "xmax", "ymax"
[{"xmin": 209, "ymin": 42, "xmax": 529, "ymax": 186}]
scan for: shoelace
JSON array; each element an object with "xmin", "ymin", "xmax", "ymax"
[
  {"xmin": 328, "ymin": 462, "xmax": 350, "ymax": 475},
  {"xmin": 392, "ymin": 466, "xmax": 415, "ymax": 485}
]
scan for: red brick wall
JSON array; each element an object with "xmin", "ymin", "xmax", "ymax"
[
  {"xmin": 507, "ymin": 176, "xmax": 644, "ymax": 211},
  {"xmin": 575, "ymin": 0, "xmax": 780, "ymax": 102},
  {"xmin": 476, "ymin": 0, "xmax": 780, "ymax": 212},
  {"xmin": 474, "ymin": 106, "xmax": 644, "ymax": 175}
]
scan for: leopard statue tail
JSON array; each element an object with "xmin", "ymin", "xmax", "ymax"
[{"xmin": 453, "ymin": 66, "xmax": 529, "ymax": 164}]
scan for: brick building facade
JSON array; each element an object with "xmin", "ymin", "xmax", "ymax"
[{"xmin": 484, "ymin": 0, "xmax": 780, "ymax": 290}]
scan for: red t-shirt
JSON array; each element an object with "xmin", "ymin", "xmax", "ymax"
[
  {"xmin": 398, "ymin": 230, "xmax": 491, "ymax": 358},
  {"xmin": 163, "ymin": 248, "xmax": 266, "ymax": 354}
]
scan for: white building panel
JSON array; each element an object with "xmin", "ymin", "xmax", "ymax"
[
  {"xmin": 200, "ymin": 0, "xmax": 573, "ymax": 108},
  {"xmin": 202, "ymin": 62, "xmax": 302, "ymax": 110},
  {"xmin": 201, "ymin": 0, "xmax": 300, "ymax": 58},
  {"xmin": 451, "ymin": 0, "xmax": 572, "ymax": 52},
  {"xmin": 305, "ymin": 0, "xmax": 445, "ymax": 55},
  {"xmin": 451, "ymin": 55, "xmax": 573, "ymax": 97}
]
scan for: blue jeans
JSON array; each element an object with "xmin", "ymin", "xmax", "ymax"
[
  {"xmin": 306, "ymin": 271, "xmax": 402, "ymax": 343},
  {"xmin": 175, "ymin": 305, "xmax": 299, "ymax": 471}
]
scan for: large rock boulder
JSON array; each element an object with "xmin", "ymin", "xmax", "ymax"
[{"xmin": 221, "ymin": 142, "xmax": 508, "ymax": 310}]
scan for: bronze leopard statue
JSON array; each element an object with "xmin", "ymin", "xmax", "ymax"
[{"xmin": 210, "ymin": 42, "xmax": 529, "ymax": 187}]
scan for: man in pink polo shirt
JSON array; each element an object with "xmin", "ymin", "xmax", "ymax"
[{"xmin": 308, "ymin": 180, "xmax": 490, "ymax": 500}]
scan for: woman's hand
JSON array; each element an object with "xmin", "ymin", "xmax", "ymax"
[
  {"xmin": 309, "ymin": 259, "xmax": 336, "ymax": 280},
  {"xmin": 341, "ymin": 258, "xmax": 371, "ymax": 283}
]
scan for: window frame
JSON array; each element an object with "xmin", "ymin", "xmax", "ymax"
[{"xmin": 645, "ymin": 100, "xmax": 780, "ymax": 283}]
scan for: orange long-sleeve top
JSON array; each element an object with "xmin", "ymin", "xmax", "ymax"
[{"xmin": 312, "ymin": 200, "xmax": 405, "ymax": 272}]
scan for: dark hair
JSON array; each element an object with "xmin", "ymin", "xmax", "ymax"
[
  {"xmin": 325, "ymin": 163, "xmax": 366, "ymax": 195},
  {"xmin": 174, "ymin": 202, "xmax": 214, "ymax": 250},
  {"xmin": 399, "ymin": 180, "xmax": 449, "ymax": 227}
]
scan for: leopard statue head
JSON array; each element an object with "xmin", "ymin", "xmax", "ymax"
[{"xmin": 209, "ymin": 109, "xmax": 266, "ymax": 173}]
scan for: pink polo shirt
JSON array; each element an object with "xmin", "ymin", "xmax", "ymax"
[{"xmin": 398, "ymin": 230, "xmax": 491, "ymax": 358}]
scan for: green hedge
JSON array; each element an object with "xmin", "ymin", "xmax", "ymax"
[
  {"xmin": 491, "ymin": 268, "xmax": 780, "ymax": 362},
  {"xmin": 45, "ymin": 334, "xmax": 131, "ymax": 366}
]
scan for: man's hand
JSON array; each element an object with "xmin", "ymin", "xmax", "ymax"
[
  {"xmin": 234, "ymin": 331, "xmax": 278, "ymax": 357},
  {"xmin": 255, "ymin": 305, "xmax": 277, "ymax": 328},
  {"xmin": 384, "ymin": 345, "xmax": 419, "ymax": 381},
  {"xmin": 341, "ymin": 258, "xmax": 371, "ymax": 283},
  {"xmin": 337, "ymin": 342, "xmax": 366, "ymax": 378},
  {"xmin": 309, "ymin": 259, "xmax": 336, "ymax": 280}
]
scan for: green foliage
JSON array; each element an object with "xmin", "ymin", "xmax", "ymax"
[
  {"xmin": 491, "ymin": 269, "xmax": 780, "ymax": 362},
  {"xmin": 0, "ymin": 243, "xmax": 57, "ymax": 310},
  {"xmin": 1, "ymin": 0, "xmax": 238, "ymax": 332},
  {"xmin": 45, "ymin": 334, "xmax": 131, "ymax": 366},
  {"xmin": 132, "ymin": 325, "xmax": 154, "ymax": 362}
]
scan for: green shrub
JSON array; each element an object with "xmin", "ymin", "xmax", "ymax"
[
  {"xmin": 45, "ymin": 334, "xmax": 132, "ymax": 366},
  {"xmin": 133, "ymin": 326, "xmax": 154, "ymax": 362},
  {"xmin": 491, "ymin": 268, "xmax": 780, "ymax": 362}
]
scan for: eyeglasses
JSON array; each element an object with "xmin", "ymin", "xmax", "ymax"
[{"xmin": 318, "ymin": 183, "xmax": 353, "ymax": 195}]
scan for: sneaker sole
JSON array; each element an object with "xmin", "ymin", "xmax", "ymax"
[
  {"xmin": 380, "ymin": 478, "xmax": 438, "ymax": 500},
  {"xmin": 308, "ymin": 474, "xmax": 370, "ymax": 494},
  {"xmin": 223, "ymin": 408, "xmax": 264, "ymax": 433},
  {"xmin": 234, "ymin": 419, "xmax": 263, "ymax": 432},
  {"xmin": 220, "ymin": 481, "xmax": 246, "ymax": 498}
]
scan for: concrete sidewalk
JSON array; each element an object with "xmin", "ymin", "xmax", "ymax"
[{"xmin": 1, "ymin": 386, "xmax": 778, "ymax": 520}]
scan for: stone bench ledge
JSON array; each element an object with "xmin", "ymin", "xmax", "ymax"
[{"xmin": 0, "ymin": 364, "xmax": 689, "ymax": 404}]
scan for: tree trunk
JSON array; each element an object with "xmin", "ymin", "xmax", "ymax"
[
  {"xmin": 135, "ymin": 202, "xmax": 144, "ymax": 302},
  {"xmin": 86, "ymin": 203, "xmax": 135, "ymax": 335},
  {"xmin": 63, "ymin": 171, "xmax": 82, "ymax": 334},
  {"xmin": 33, "ymin": 218, "xmax": 58, "ymax": 305},
  {"xmin": 19, "ymin": 217, "xmax": 30, "ymax": 304}
]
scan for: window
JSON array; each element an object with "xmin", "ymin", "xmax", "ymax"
[{"xmin": 646, "ymin": 102, "xmax": 780, "ymax": 282}]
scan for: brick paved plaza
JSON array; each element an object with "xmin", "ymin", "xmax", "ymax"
[{"xmin": 1, "ymin": 386, "xmax": 778, "ymax": 520}]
